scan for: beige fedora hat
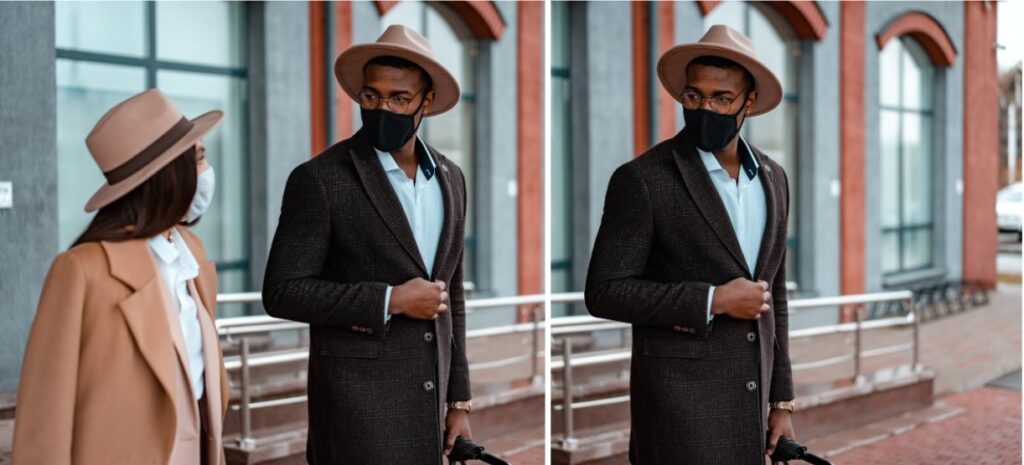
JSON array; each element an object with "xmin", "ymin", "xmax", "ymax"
[
  {"xmin": 657, "ymin": 24, "xmax": 784, "ymax": 117},
  {"xmin": 83, "ymin": 89, "xmax": 224, "ymax": 212},
  {"xmin": 335, "ymin": 25, "xmax": 460, "ymax": 117}
]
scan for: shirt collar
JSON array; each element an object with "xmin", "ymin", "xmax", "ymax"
[
  {"xmin": 696, "ymin": 137, "xmax": 760, "ymax": 181},
  {"xmin": 375, "ymin": 137, "xmax": 437, "ymax": 181},
  {"xmin": 147, "ymin": 227, "xmax": 200, "ymax": 280}
]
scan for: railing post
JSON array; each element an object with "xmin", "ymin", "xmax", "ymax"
[
  {"xmin": 239, "ymin": 337, "xmax": 255, "ymax": 450},
  {"xmin": 530, "ymin": 304, "xmax": 540, "ymax": 384},
  {"xmin": 561, "ymin": 338, "xmax": 577, "ymax": 450},
  {"xmin": 910, "ymin": 297, "xmax": 920, "ymax": 371},
  {"xmin": 853, "ymin": 304, "xmax": 863, "ymax": 381}
]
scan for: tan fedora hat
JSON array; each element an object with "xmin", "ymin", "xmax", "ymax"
[
  {"xmin": 335, "ymin": 25, "xmax": 460, "ymax": 117},
  {"xmin": 657, "ymin": 24, "xmax": 784, "ymax": 117},
  {"xmin": 83, "ymin": 89, "xmax": 224, "ymax": 212}
]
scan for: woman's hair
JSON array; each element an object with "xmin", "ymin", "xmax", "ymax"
[{"xmin": 72, "ymin": 147, "xmax": 198, "ymax": 247}]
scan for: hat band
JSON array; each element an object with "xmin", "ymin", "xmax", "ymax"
[{"xmin": 103, "ymin": 117, "xmax": 194, "ymax": 184}]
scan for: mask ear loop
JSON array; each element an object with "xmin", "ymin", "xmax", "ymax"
[{"xmin": 408, "ymin": 87, "xmax": 431, "ymax": 135}]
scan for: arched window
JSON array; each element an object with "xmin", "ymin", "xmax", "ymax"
[
  {"xmin": 380, "ymin": 2, "xmax": 478, "ymax": 284},
  {"xmin": 879, "ymin": 37, "xmax": 935, "ymax": 273},
  {"xmin": 704, "ymin": 1, "xmax": 800, "ymax": 282}
]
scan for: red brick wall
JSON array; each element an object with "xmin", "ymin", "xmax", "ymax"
[{"xmin": 962, "ymin": 1, "xmax": 1000, "ymax": 288}]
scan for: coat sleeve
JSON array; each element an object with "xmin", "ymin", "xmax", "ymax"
[
  {"xmin": 447, "ymin": 170, "xmax": 471, "ymax": 402},
  {"xmin": 769, "ymin": 167, "xmax": 794, "ymax": 402},
  {"xmin": 262, "ymin": 162, "xmax": 390, "ymax": 336},
  {"xmin": 585, "ymin": 163, "xmax": 714, "ymax": 337},
  {"xmin": 12, "ymin": 252, "xmax": 87, "ymax": 465}
]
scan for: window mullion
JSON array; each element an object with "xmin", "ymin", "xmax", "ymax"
[{"xmin": 145, "ymin": 0, "xmax": 157, "ymax": 88}]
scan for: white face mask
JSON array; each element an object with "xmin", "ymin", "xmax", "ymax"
[{"xmin": 184, "ymin": 166, "xmax": 215, "ymax": 222}]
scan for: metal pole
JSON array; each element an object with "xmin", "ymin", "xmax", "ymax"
[
  {"xmin": 561, "ymin": 338, "xmax": 577, "ymax": 449},
  {"xmin": 910, "ymin": 297, "xmax": 920, "ymax": 371},
  {"xmin": 853, "ymin": 304, "xmax": 863, "ymax": 380},
  {"xmin": 239, "ymin": 337, "xmax": 254, "ymax": 450},
  {"xmin": 530, "ymin": 304, "xmax": 540, "ymax": 384}
]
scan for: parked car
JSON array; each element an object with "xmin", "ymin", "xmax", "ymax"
[{"xmin": 997, "ymin": 182, "xmax": 1022, "ymax": 241}]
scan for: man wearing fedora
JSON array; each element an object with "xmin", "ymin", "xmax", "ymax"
[
  {"xmin": 585, "ymin": 25, "xmax": 796, "ymax": 464},
  {"xmin": 262, "ymin": 25, "xmax": 471, "ymax": 464}
]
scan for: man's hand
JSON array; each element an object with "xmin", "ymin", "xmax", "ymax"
[
  {"xmin": 388, "ymin": 278, "xmax": 448, "ymax": 320},
  {"xmin": 443, "ymin": 408, "xmax": 472, "ymax": 455},
  {"xmin": 766, "ymin": 409, "xmax": 796, "ymax": 457},
  {"xmin": 711, "ymin": 277, "xmax": 771, "ymax": 320}
]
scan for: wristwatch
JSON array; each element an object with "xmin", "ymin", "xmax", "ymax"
[
  {"xmin": 770, "ymin": 400, "xmax": 796, "ymax": 412},
  {"xmin": 447, "ymin": 400, "xmax": 473, "ymax": 412}
]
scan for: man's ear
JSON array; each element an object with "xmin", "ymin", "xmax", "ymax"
[
  {"xmin": 422, "ymin": 89, "xmax": 435, "ymax": 116},
  {"xmin": 745, "ymin": 90, "xmax": 758, "ymax": 114}
]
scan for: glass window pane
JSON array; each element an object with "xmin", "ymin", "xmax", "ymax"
[
  {"xmin": 748, "ymin": 4, "xmax": 793, "ymax": 90},
  {"xmin": 901, "ymin": 113, "xmax": 932, "ymax": 225},
  {"xmin": 56, "ymin": 1, "xmax": 147, "ymax": 57},
  {"xmin": 901, "ymin": 38, "xmax": 934, "ymax": 111},
  {"xmin": 880, "ymin": 39, "xmax": 902, "ymax": 108},
  {"xmin": 382, "ymin": 1, "xmax": 424, "ymax": 33},
  {"xmin": 902, "ymin": 229, "xmax": 932, "ymax": 270},
  {"xmin": 156, "ymin": 70, "xmax": 249, "ymax": 294},
  {"xmin": 427, "ymin": 5, "xmax": 471, "ymax": 94},
  {"xmin": 551, "ymin": 1, "xmax": 570, "ymax": 69},
  {"xmin": 156, "ymin": 1, "xmax": 246, "ymax": 68},
  {"xmin": 704, "ymin": 0, "xmax": 744, "ymax": 33},
  {"xmin": 56, "ymin": 60, "xmax": 147, "ymax": 249},
  {"xmin": 879, "ymin": 110, "xmax": 901, "ymax": 228},
  {"xmin": 882, "ymin": 231, "xmax": 901, "ymax": 273}
]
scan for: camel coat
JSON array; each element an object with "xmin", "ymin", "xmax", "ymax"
[{"xmin": 12, "ymin": 228, "xmax": 229, "ymax": 465}]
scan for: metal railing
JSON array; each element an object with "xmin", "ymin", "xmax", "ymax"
[
  {"xmin": 550, "ymin": 290, "xmax": 919, "ymax": 449},
  {"xmin": 215, "ymin": 292, "xmax": 545, "ymax": 450}
]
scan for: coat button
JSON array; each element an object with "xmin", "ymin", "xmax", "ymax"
[
  {"xmin": 424, "ymin": 332, "xmax": 435, "ymax": 343},
  {"xmin": 673, "ymin": 325, "xmax": 682, "ymax": 332},
  {"xmin": 423, "ymin": 380, "xmax": 435, "ymax": 392},
  {"xmin": 688, "ymin": 328, "xmax": 697, "ymax": 334},
  {"xmin": 351, "ymin": 325, "xmax": 359, "ymax": 332},
  {"xmin": 746, "ymin": 380, "xmax": 757, "ymax": 392},
  {"xmin": 366, "ymin": 328, "xmax": 373, "ymax": 334},
  {"xmin": 747, "ymin": 332, "xmax": 756, "ymax": 342}
]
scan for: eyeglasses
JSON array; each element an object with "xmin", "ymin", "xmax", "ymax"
[
  {"xmin": 358, "ymin": 89, "xmax": 424, "ymax": 113},
  {"xmin": 680, "ymin": 89, "xmax": 749, "ymax": 114}
]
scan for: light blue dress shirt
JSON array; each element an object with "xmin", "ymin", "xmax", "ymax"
[
  {"xmin": 376, "ymin": 138, "xmax": 445, "ymax": 323},
  {"xmin": 699, "ymin": 138, "xmax": 767, "ymax": 324},
  {"xmin": 148, "ymin": 228, "xmax": 205, "ymax": 399}
]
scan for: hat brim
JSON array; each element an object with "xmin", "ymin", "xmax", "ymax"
[
  {"xmin": 657, "ymin": 43, "xmax": 783, "ymax": 117},
  {"xmin": 335, "ymin": 43, "xmax": 461, "ymax": 117},
  {"xmin": 84, "ymin": 110, "xmax": 224, "ymax": 212}
]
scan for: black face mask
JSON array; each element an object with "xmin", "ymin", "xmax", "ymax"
[
  {"xmin": 682, "ymin": 96, "xmax": 748, "ymax": 152},
  {"xmin": 360, "ymin": 95, "xmax": 426, "ymax": 152}
]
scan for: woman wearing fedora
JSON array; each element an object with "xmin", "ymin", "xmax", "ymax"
[
  {"xmin": 263, "ymin": 25, "xmax": 471, "ymax": 464},
  {"xmin": 12, "ymin": 89, "xmax": 229, "ymax": 465},
  {"xmin": 585, "ymin": 25, "xmax": 797, "ymax": 463}
]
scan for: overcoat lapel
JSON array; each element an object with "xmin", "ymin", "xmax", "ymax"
[
  {"xmin": 102, "ymin": 239, "xmax": 177, "ymax": 407},
  {"xmin": 671, "ymin": 132, "xmax": 752, "ymax": 277},
  {"xmin": 349, "ymin": 130, "xmax": 430, "ymax": 276},
  {"xmin": 751, "ymin": 148, "xmax": 780, "ymax": 281},
  {"xmin": 428, "ymin": 145, "xmax": 456, "ymax": 281}
]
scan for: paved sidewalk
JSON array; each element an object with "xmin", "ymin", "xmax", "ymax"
[
  {"xmin": 829, "ymin": 386, "xmax": 1021, "ymax": 464},
  {"xmin": 505, "ymin": 444, "xmax": 545, "ymax": 465}
]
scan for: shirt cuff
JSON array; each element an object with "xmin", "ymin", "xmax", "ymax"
[
  {"xmin": 706, "ymin": 286, "xmax": 716, "ymax": 325},
  {"xmin": 383, "ymin": 285, "xmax": 393, "ymax": 324}
]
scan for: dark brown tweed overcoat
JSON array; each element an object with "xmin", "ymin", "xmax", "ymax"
[
  {"xmin": 585, "ymin": 129, "xmax": 794, "ymax": 465},
  {"xmin": 262, "ymin": 129, "xmax": 469, "ymax": 465}
]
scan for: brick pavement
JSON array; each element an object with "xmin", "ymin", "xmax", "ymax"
[
  {"xmin": 829, "ymin": 387, "xmax": 1021, "ymax": 464},
  {"xmin": 505, "ymin": 444, "xmax": 545, "ymax": 465}
]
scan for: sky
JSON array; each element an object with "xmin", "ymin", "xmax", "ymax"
[{"xmin": 998, "ymin": 0, "xmax": 1022, "ymax": 71}]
